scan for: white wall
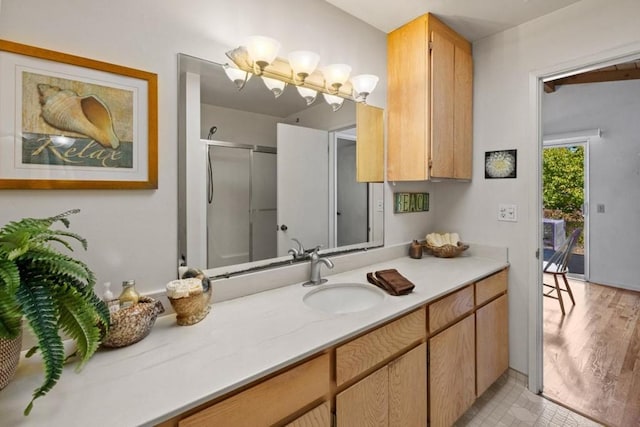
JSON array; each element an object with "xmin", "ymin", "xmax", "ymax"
[
  {"xmin": 434, "ymin": 0, "xmax": 640, "ymax": 373},
  {"xmin": 0, "ymin": 0, "xmax": 388, "ymax": 295},
  {"xmin": 543, "ymin": 80, "xmax": 640, "ymax": 291},
  {"xmin": 201, "ymin": 104, "xmax": 279, "ymax": 146}
]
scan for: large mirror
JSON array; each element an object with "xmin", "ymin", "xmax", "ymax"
[{"xmin": 178, "ymin": 53, "xmax": 384, "ymax": 276}]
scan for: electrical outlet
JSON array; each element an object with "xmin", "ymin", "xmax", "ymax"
[{"xmin": 498, "ymin": 204, "xmax": 517, "ymax": 222}]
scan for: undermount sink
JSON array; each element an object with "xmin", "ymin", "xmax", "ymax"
[{"xmin": 303, "ymin": 282, "xmax": 386, "ymax": 314}]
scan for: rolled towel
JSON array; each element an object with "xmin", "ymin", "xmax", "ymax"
[{"xmin": 166, "ymin": 278, "xmax": 203, "ymax": 299}]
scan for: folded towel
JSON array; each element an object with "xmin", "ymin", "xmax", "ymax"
[{"xmin": 366, "ymin": 269, "xmax": 415, "ymax": 296}]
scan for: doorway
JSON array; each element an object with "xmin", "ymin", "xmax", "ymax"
[
  {"xmin": 335, "ymin": 132, "xmax": 369, "ymax": 247},
  {"xmin": 535, "ymin": 55, "xmax": 640, "ymax": 426},
  {"xmin": 541, "ymin": 140, "xmax": 588, "ymax": 280}
]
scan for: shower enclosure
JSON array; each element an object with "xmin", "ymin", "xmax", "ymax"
[{"xmin": 206, "ymin": 141, "xmax": 277, "ymax": 268}]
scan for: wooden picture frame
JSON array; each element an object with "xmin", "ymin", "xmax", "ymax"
[
  {"xmin": 393, "ymin": 192, "xmax": 429, "ymax": 213},
  {"xmin": 0, "ymin": 39, "xmax": 157, "ymax": 189}
]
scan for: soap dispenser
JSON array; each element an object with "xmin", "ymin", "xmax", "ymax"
[
  {"xmin": 409, "ymin": 240, "xmax": 423, "ymax": 259},
  {"xmin": 118, "ymin": 279, "xmax": 140, "ymax": 309},
  {"xmin": 102, "ymin": 282, "xmax": 120, "ymax": 314}
]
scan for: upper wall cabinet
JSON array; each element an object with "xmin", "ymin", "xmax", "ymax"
[
  {"xmin": 387, "ymin": 14, "xmax": 473, "ymax": 181},
  {"xmin": 356, "ymin": 103, "xmax": 384, "ymax": 183}
]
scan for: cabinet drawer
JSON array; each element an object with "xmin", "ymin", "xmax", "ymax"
[
  {"xmin": 179, "ymin": 353, "xmax": 330, "ymax": 427},
  {"xmin": 475, "ymin": 269, "xmax": 508, "ymax": 306},
  {"xmin": 429, "ymin": 285, "xmax": 473, "ymax": 334},
  {"xmin": 285, "ymin": 401, "xmax": 331, "ymax": 427},
  {"xmin": 336, "ymin": 309, "xmax": 426, "ymax": 386}
]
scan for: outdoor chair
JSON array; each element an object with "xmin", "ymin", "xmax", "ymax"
[{"xmin": 542, "ymin": 228, "xmax": 582, "ymax": 315}]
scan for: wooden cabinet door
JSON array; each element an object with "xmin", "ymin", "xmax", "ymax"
[
  {"xmin": 336, "ymin": 366, "xmax": 389, "ymax": 427},
  {"xmin": 453, "ymin": 45, "xmax": 473, "ymax": 179},
  {"xmin": 387, "ymin": 15, "xmax": 429, "ymax": 181},
  {"xmin": 431, "ymin": 27, "xmax": 473, "ymax": 180},
  {"xmin": 387, "ymin": 13, "xmax": 472, "ymax": 182},
  {"xmin": 429, "ymin": 315, "xmax": 475, "ymax": 427},
  {"xmin": 476, "ymin": 294, "xmax": 509, "ymax": 396},
  {"xmin": 430, "ymin": 29, "xmax": 455, "ymax": 179},
  {"xmin": 179, "ymin": 354, "xmax": 329, "ymax": 427},
  {"xmin": 285, "ymin": 402, "xmax": 331, "ymax": 427},
  {"xmin": 389, "ymin": 343, "xmax": 427, "ymax": 427},
  {"xmin": 356, "ymin": 103, "xmax": 384, "ymax": 182}
]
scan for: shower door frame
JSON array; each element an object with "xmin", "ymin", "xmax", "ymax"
[{"xmin": 205, "ymin": 140, "xmax": 277, "ymax": 267}]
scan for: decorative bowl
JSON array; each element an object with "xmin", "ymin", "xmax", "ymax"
[
  {"xmin": 423, "ymin": 241, "xmax": 470, "ymax": 258},
  {"xmin": 102, "ymin": 296, "xmax": 164, "ymax": 348}
]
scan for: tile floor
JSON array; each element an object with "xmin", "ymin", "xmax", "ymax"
[{"xmin": 456, "ymin": 370, "xmax": 603, "ymax": 426}]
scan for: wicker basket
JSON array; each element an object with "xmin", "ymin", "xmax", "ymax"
[
  {"xmin": 0, "ymin": 329, "xmax": 22, "ymax": 390},
  {"xmin": 102, "ymin": 296, "xmax": 164, "ymax": 348},
  {"xmin": 423, "ymin": 241, "xmax": 469, "ymax": 258},
  {"xmin": 168, "ymin": 288, "xmax": 212, "ymax": 326}
]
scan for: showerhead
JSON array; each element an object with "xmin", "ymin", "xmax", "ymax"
[{"xmin": 207, "ymin": 126, "xmax": 217, "ymax": 140}]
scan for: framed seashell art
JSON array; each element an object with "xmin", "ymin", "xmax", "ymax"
[{"xmin": 0, "ymin": 39, "xmax": 157, "ymax": 189}]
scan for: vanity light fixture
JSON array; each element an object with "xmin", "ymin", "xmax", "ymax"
[
  {"xmin": 322, "ymin": 93, "xmax": 344, "ymax": 112},
  {"xmin": 262, "ymin": 76, "xmax": 286, "ymax": 98},
  {"xmin": 351, "ymin": 74, "xmax": 379, "ymax": 103},
  {"xmin": 223, "ymin": 64, "xmax": 251, "ymax": 90},
  {"xmin": 323, "ymin": 64, "xmax": 351, "ymax": 93},
  {"xmin": 296, "ymin": 86, "xmax": 317, "ymax": 105},
  {"xmin": 226, "ymin": 37, "xmax": 378, "ymax": 110},
  {"xmin": 245, "ymin": 35, "xmax": 281, "ymax": 74},
  {"xmin": 288, "ymin": 50, "xmax": 320, "ymax": 84}
]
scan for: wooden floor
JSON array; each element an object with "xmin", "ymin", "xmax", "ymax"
[{"xmin": 543, "ymin": 276, "xmax": 640, "ymax": 427}]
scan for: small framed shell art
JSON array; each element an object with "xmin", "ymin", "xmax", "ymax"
[
  {"xmin": 484, "ymin": 149, "xmax": 517, "ymax": 179},
  {"xmin": 0, "ymin": 39, "xmax": 157, "ymax": 189}
]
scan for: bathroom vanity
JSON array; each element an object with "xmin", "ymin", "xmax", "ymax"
[{"xmin": 0, "ymin": 245, "xmax": 508, "ymax": 426}]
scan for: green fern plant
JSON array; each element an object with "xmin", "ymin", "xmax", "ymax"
[{"xmin": 0, "ymin": 209, "xmax": 109, "ymax": 415}]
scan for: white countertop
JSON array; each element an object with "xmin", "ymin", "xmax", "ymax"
[{"xmin": 0, "ymin": 253, "xmax": 507, "ymax": 427}]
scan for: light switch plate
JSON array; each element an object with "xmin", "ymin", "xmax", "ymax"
[{"xmin": 498, "ymin": 204, "xmax": 517, "ymax": 222}]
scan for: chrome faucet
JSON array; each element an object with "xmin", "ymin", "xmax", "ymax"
[
  {"xmin": 288, "ymin": 238, "xmax": 308, "ymax": 260},
  {"xmin": 304, "ymin": 246, "xmax": 334, "ymax": 286}
]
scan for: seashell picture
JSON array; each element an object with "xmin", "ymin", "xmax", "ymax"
[
  {"xmin": 0, "ymin": 39, "xmax": 157, "ymax": 190},
  {"xmin": 21, "ymin": 71, "xmax": 134, "ymax": 169}
]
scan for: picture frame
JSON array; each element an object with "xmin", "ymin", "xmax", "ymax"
[
  {"xmin": 0, "ymin": 39, "xmax": 157, "ymax": 189},
  {"xmin": 393, "ymin": 192, "xmax": 429, "ymax": 213},
  {"xmin": 484, "ymin": 149, "xmax": 517, "ymax": 179}
]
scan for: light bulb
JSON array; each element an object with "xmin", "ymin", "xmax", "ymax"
[
  {"xmin": 262, "ymin": 76, "xmax": 286, "ymax": 98},
  {"xmin": 296, "ymin": 86, "xmax": 317, "ymax": 105},
  {"xmin": 351, "ymin": 74, "xmax": 379, "ymax": 102},
  {"xmin": 245, "ymin": 36, "xmax": 281, "ymax": 71},
  {"xmin": 288, "ymin": 51, "xmax": 320, "ymax": 82},
  {"xmin": 323, "ymin": 64, "xmax": 351, "ymax": 92},
  {"xmin": 223, "ymin": 64, "xmax": 251, "ymax": 90},
  {"xmin": 322, "ymin": 93, "xmax": 344, "ymax": 112}
]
